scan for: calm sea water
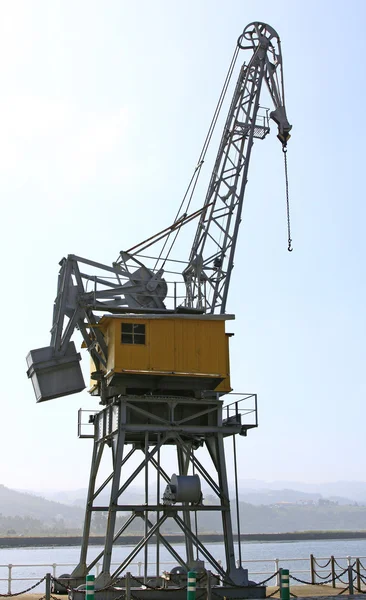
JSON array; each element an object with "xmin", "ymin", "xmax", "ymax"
[{"xmin": 0, "ymin": 539, "xmax": 365, "ymax": 593}]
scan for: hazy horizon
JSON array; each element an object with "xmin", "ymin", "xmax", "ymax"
[{"xmin": 12, "ymin": 478, "xmax": 366, "ymax": 496}]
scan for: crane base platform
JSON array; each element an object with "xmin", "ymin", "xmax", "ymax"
[{"xmin": 70, "ymin": 585, "xmax": 266, "ymax": 600}]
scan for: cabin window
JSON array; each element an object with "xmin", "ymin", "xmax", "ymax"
[{"xmin": 121, "ymin": 323, "xmax": 146, "ymax": 345}]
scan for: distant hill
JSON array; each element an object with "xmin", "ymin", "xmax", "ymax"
[
  {"xmin": 37, "ymin": 486, "xmax": 147, "ymax": 507},
  {"xmin": 2, "ymin": 482, "xmax": 366, "ymax": 535},
  {"xmin": 0, "ymin": 484, "xmax": 84, "ymax": 526},
  {"xmin": 237, "ymin": 479, "xmax": 366, "ymax": 503},
  {"xmin": 35, "ymin": 481, "xmax": 365, "ymax": 508},
  {"xmin": 239, "ymin": 488, "xmax": 322, "ymax": 505},
  {"xmin": 235, "ymin": 488, "xmax": 357, "ymax": 506}
]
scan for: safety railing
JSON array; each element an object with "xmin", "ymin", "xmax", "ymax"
[
  {"xmin": 0, "ymin": 555, "xmax": 365, "ymax": 595},
  {"xmin": 0, "ymin": 561, "xmax": 178, "ymax": 595},
  {"xmin": 222, "ymin": 393, "xmax": 258, "ymax": 429},
  {"xmin": 78, "ymin": 393, "xmax": 258, "ymax": 438}
]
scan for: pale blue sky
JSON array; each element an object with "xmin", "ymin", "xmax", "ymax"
[{"xmin": 1, "ymin": 0, "xmax": 365, "ymax": 490}]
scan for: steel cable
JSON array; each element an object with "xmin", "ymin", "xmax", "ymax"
[
  {"xmin": 314, "ymin": 558, "xmax": 332, "ymax": 569},
  {"xmin": 283, "ymin": 146, "xmax": 293, "ymax": 252},
  {"xmin": 288, "ymin": 574, "xmax": 315, "ymax": 585},
  {"xmin": 337, "ymin": 587, "xmax": 350, "ymax": 595},
  {"xmin": 154, "ymin": 44, "xmax": 240, "ymax": 270},
  {"xmin": 289, "ymin": 568, "xmax": 349, "ymax": 587},
  {"xmin": 266, "ymin": 587, "xmax": 280, "ymax": 598},
  {"xmin": 314, "ymin": 571, "xmax": 333, "ymax": 580},
  {"xmin": 334, "ymin": 559, "xmax": 348, "ymax": 569},
  {"xmin": 0, "ymin": 576, "xmax": 46, "ymax": 597}
]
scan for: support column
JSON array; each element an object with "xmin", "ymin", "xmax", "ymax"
[
  {"xmin": 205, "ymin": 399, "xmax": 239, "ymax": 584},
  {"xmin": 72, "ymin": 426, "xmax": 104, "ymax": 578},
  {"xmin": 97, "ymin": 400, "xmax": 127, "ymax": 586},
  {"xmin": 177, "ymin": 442, "xmax": 194, "ymax": 564}
]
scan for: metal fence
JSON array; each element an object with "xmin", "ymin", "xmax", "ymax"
[{"xmin": 0, "ymin": 555, "xmax": 365, "ymax": 595}]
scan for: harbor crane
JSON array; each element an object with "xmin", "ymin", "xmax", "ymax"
[{"xmin": 27, "ymin": 22, "xmax": 292, "ymax": 600}]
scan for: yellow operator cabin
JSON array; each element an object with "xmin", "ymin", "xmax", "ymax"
[{"xmin": 89, "ymin": 313, "xmax": 233, "ymax": 396}]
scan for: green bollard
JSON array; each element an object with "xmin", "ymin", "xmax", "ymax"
[
  {"xmin": 280, "ymin": 569, "xmax": 290, "ymax": 600},
  {"xmin": 187, "ymin": 571, "xmax": 197, "ymax": 600},
  {"xmin": 86, "ymin": 574, "xmax": 95, "ymax": 600}
]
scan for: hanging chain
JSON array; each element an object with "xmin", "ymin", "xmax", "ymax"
[{"xmin": 283, "ymin": 145, "xmax": 293, "ymax": 252}]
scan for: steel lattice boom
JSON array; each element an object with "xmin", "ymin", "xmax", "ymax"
[{"xmin": 183, "ymin": 22, "xmax": 291, "ymax": 313}]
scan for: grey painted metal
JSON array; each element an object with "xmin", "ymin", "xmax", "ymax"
[
  {"xmin": 173, "ymin": 514, "xmax": 225, "ymax": 576},
  {"xmin": 71, "ymin": 394, "xmax": 257, "ymax": 589},
  {"xmin": 125, "ymin": 572, "xmax": 131, "ymax": 600},
  {"xmin": 72, "ymin": 437, "xmax": 104, "ymax": 578},
  {"xmin": 141, "ymin": 514, "xmax": 188, "ymax": 571},
  {"xmin": 77, "ymin": 393, "xmax": 258, "ymax": 440},
  {"xmin": 144, "ymin": 431, "xmax": 149, "ymax": 585},
  {"xmin": 98, "ymin": 402, "xmax": 127, "ymax": 587},
  {"xmin": 205, "ymin": 425, "xmax": 246, "ymax": 584},
  {"xmin": 183, "ymin": 22, "xmax": 291, "ymax": 313},
  {"xmin": 26, "ymin": 21, "xmax": 289, "ymax": 600},
  {"xmin": 177, "ymin": 449, "xmax": 195, "ymax": 565},
  {"xmin": 156, "ymin": 437, "xmax": 161, "ymax": 579},
  {"xmin": 164, "ymin": 474, "xmax": 201, "ymax": 504},
  {"xmin": 26, "ymin": 252, "xmax": 173, "ymax": 402},
  {"xmin": 26, "ymin": 342, "xmax": 85, "ymax": 402},
  {"xmin": 89, "ymin": 505, "xmax": 225, "ymax": 512}
]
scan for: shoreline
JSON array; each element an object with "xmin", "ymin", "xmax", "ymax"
[{"xmin": 1, "ymin": 531, "xmax": 366, "ymax": 548}]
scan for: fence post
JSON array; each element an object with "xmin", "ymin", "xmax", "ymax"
[
  {"xmin": 280, "ymin": 568, "xmax": 290, "ymax": 600},
  {"xmin": 7, "ymin": 564, "xmax": 12, "ymax": 595},
  {"xmin": 138, "ymin": 561, "xmax": 142, "ymax": 577},
  {"xmin": 206, "ymin": 570, "xmax": 212, "ymax": 600},
  {"xmin": 187, "ymin": 571, "xmax": 197, "ymax": 600},
  {"xmin": 86, "ymin": 573, "xmax": 95, "ymax": 600},
  {"xmin": 310, "ymin": 554, "xmax": 316, "ymax": 584},
  {"xmin": 275, "ymin": 559, "xmax": 280, "ymax": 586},
  {"xmin": 45, "ymin": 572, "xmax": 51, "ymax": 600},
  {"xmin": 331, "ymin": 556, "xmax": 336, "ymax": 588},
  {"xmin": 126, "ymin": 571, "xmax": 131, "ymax": 600},
  {"xmin": 347, "ymin": 565, "xmax": 354, "ymax": 595},
  {"xmin": 356, "ymin": 558, "xmax": 361, "ymax": 592}
]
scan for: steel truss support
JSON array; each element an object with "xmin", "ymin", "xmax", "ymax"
[{"xmin": 72, "ymin": 394, "xmax": 257, "ymax": 586}]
